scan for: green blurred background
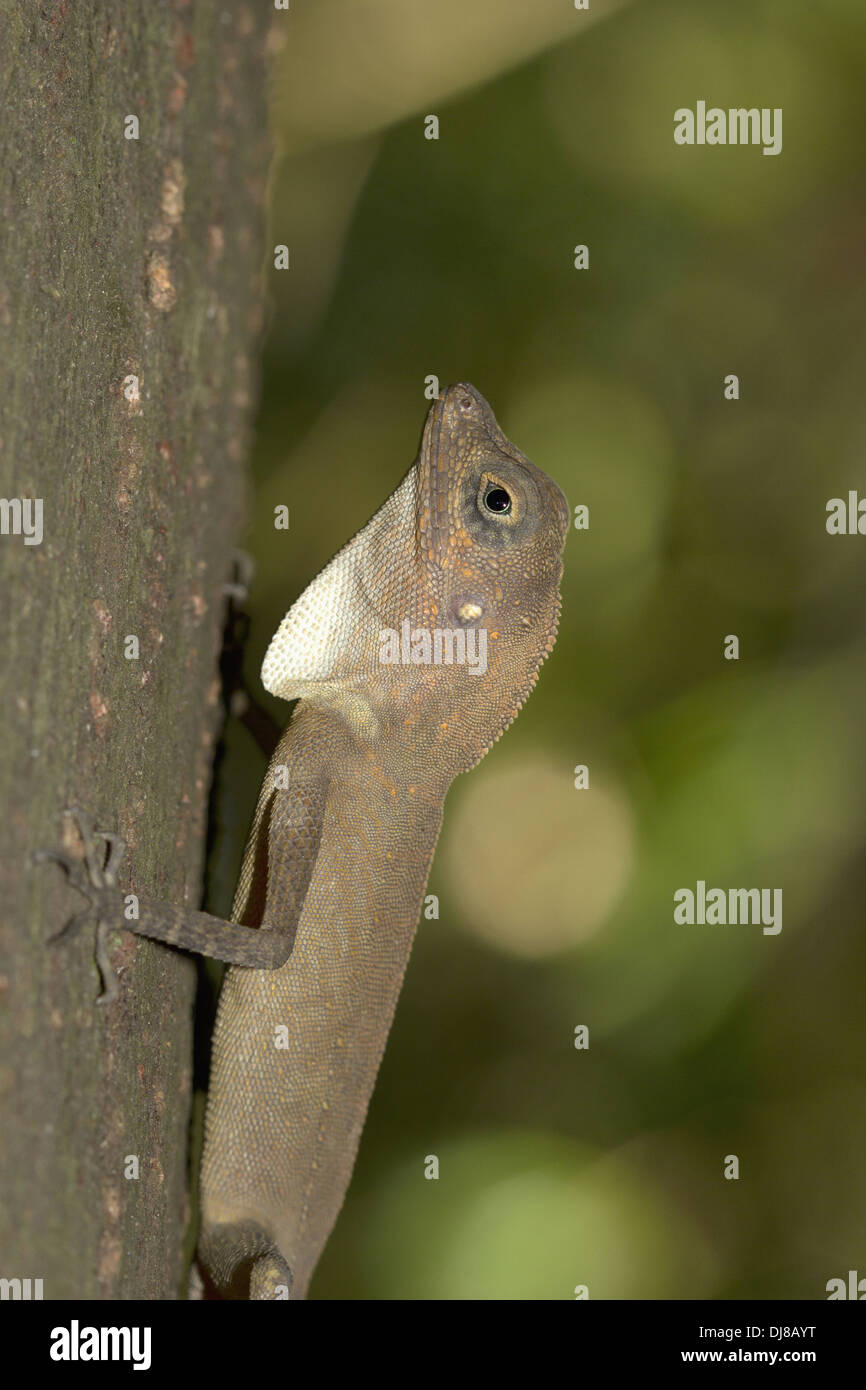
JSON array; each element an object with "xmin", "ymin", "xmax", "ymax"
[{"xmin": 206, "ymin": 0, "xmax": 866, "ymax": 1298}]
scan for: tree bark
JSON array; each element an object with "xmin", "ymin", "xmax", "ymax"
[{"xmin": 0, "ymin": 1, "xmax": 271, "ymax": 1298}]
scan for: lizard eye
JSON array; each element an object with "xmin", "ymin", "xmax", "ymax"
[
  {"xmin": 483, "ymin": 484, "xmax": 512, "ymax": 515},
  {"xmin": 474, "ymin": 470, "xmax": 522, "ymax": 535}
]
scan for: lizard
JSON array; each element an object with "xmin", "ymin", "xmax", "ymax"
[{"xmin": 40, "ymin": 382, "xmax": 569, "ymax": 1299}]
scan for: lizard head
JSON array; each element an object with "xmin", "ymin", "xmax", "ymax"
[
  {"xmin": 262, "ymin": 383, "xmax": 568, "ymax": 775},
  {"xmin": 406, "ymin": 382, "xmax": 569, "ymax": 768}
]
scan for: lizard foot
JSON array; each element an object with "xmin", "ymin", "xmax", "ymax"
[
  {"xmin": 222, "ymin": 548, "xmax": 255, "ymax": 603},
  {"xmin": 199, "ymin": 1222, "xmax": 293, "ymax": 1300},
  {"xmin": 33, "ymin": 806, "xmax": 127, "ymax": 1005},
  {"xmin": 250, "ymin": 1251, "xmax": 293, "ymax": 1301}
]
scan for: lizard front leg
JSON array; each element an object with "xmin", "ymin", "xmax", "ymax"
[{"xmin": 35, "ymin": 797, "xmax": 321, "ymax": 1002}]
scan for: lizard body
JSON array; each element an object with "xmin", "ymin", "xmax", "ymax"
[{"xmin": 45, "ymin": 384, "xmax": 568, "ymax": 1298}]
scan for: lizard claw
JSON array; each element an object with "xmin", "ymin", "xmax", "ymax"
[
  {"xmin": 222, "ymin": 549, "xmax": 255, "ymax": 603},
  {"xmin": 47, "ymin": 906, "xmax": 97, "ymax": 945},
  {"xmin": 64, "ymin": 805, "xmax": 126, "ymax": 884},
  {"xmin": 34, "ymin": 808, "xmax": 128, "ymax": 1004},
  {"xmin": 32, "ymin": 847, "xmax": 75, "ymax": 874}
]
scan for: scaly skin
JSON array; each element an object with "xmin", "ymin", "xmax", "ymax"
[{"xmin": 44, "ymin": 384, "xmax": 569, "ymax": 1298}]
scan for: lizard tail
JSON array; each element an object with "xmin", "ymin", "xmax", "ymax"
[{"xmin": 198, "ymin": 1221, "xmax": 293, "ymax": 1300}]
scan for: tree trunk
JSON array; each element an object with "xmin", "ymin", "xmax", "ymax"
[{"xmin": 0, "ymin": 1, "xmax": 271, "ymax": 1299}]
